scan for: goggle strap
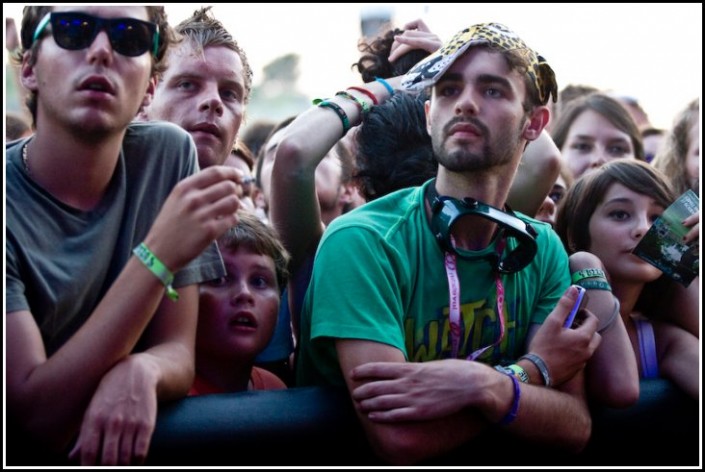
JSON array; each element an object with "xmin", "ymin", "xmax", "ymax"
[
  {"xmin": 33, "ymin": 12, "xmax": 52, "ymax": 44},
  {"xmin": 152, "ymin": 26, "xmax": 159, "ymax": 57}
]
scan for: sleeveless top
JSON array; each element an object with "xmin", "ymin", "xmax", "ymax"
[{"xmin": 632, "ymin": 313, "xmax": 659, "ymax": 378}]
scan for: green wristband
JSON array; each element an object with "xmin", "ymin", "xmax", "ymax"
[
  {"xmin": 575, "ymin": 279, "xmax": 612, "ymax": 291},
  {"xmin": 335, "ymin": 90, "xmax": 371, "ymax": 114},
  {"xmin": 133, "ymin": 242, "xmax": 179, "ymax": 302},
  {"xmin": 571, "ymin": 268, "xmax": 607, "ymax": 284},
  {"xmin": 316, "ymin": 99, "xmax": 351, "ymax": 134}
]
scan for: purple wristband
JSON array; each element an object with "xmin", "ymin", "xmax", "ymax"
[{"xmin": 498, "ymin": 373, "xmax": 521, "ymax": 426}]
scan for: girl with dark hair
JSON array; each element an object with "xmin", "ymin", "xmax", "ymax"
[{"xmin": 556, "ymin": 160, "xmax": 698, "ymax": 400}]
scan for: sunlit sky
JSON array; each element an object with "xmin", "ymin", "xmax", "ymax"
[{"xmin": 4, "ymin": 3, "xmax": 702, "ymax": 129}]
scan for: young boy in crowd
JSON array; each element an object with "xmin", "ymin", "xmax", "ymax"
[{"xmin": 190, "ymin": 211, "xmax": 291, "ymax": 394}]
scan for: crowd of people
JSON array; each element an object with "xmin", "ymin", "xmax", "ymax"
[{"xmin": 5, "ymin": 5, "xmax": 700, "ymax": 466}]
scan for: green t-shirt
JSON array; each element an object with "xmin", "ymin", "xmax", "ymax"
[{"xmin": 297, "ymin": 180, "xmax": 570, "ymax": 386}]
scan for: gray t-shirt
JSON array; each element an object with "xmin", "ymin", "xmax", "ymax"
[{"xmin": 6, "ymin": 121, "xmax": 225, "ymax": 355}]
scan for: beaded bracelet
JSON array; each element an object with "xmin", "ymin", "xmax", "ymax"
[
  {"xmin": 317, "ymin": 100, "xmax": 351, "ymax": 134},
  {"xmin": 374, "ymin": 77, "xmax": 395, "ymax": 96},
  {"xmin": 335, "ymin": 90, "xmax": 370, "ymax": 114},
  {"xmin": 518, "ymin": 353, "xmax": 552, "ymax": 387},
  {"xmin": 133, "ymin": 242, "xmax": 179, "ymax": 302},
  {"xmin": 498, "ymin": 373, "xmax": 521, "ymax": 426},
  {"xmin": 346, "ymin": 86, "xmax": 379, "ymax": 105}
]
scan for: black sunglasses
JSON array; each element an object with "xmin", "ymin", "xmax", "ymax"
[{"xmin": 33, "ymin": 11, "xmax": 159, "ymax": 57}]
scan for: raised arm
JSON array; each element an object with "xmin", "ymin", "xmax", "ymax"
[
  {"xmin": 387, "ymin": 19, "xmax": 442, "ymax": 63},
  {"xmin": 271, "ymin": 78, "xmax": 401, "ymax": 339},
  {"xmin": 271, "ymin": 78, "xmax": 399, "ymax": 272}
]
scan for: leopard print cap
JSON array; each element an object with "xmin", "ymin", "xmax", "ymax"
[{"xmin": 402, "ymin": 23, "xmax": 557, "ymax": 105}]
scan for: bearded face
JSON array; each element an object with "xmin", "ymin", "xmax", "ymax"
[
  {"xmin": 431, "ymin": 113, "xmax": 526, "ymax": 173},
  {"xmin": 426, "ymin": 48, "xmax": 531, "ymax": 174}
]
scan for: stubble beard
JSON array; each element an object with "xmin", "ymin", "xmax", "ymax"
[
  {"xmin": 65, "ymin": 104, "xmax": 138, "ymax": 145},
  {"xmin": 433, "ymin": 117, "xmax": 525, "ymax": 173},
  {"xmin": 68, "ymin": 119, "xmax": 116, "ymax": 144}
]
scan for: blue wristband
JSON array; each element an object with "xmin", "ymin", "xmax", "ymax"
[{"xmin": 374, "ymin": 77, "xmax": 395, "ymax": 96}]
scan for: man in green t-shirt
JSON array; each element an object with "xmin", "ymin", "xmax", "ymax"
[{"xmin": 296, "ymin": 23, "xmax": 604, "ymax": 464}]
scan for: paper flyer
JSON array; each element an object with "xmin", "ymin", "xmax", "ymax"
[{"xmin": 632, "ymin": 190, "xmax": 699, "ymax": 287}]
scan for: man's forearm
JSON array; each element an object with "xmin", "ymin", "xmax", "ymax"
[{"xmin": 497, "ymin": 373, "xmax": 591, "ymax": 453}]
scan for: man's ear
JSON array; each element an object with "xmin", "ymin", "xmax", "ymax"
[
  {"xmin": 20, "ymin": 54, "xmax": 39, "ymax": 92},
  {"xmin": 339, "ymin": 182, "xmax": 365, "ymax": 212},
  {"xmin": 339, "ymin": 182, "xmax": 355, "ymax": 206},
  {"xmin": 138, "ymin": 77, "xmax": 157, "ymax": 120},
  {"xmin": 141, "ymin": 76, "xmax": 156, "ymax": 109},
  {"xmin": 523, "ymin": 106, "xmax": 549, "ymax": 142},
  {"xmin": 424, "ymin": 99, "xmax": 432, "ymax": 137}
]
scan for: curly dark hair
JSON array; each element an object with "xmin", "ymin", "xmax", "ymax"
[
  {"xmin": 354, "ymin": 93, "xmax": 437, "ymax": 201},
  {"xmin": 352, "ymin": 26, "xmax": 431, "ymax": 82}
]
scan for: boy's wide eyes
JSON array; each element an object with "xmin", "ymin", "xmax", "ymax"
[
  {"xmin": 205, "ymin": 274, "xmax": 276, "ymax": 290},
  {"xmin": 251, "ymin": 276, "xmax": 269, "ymax": 289}
]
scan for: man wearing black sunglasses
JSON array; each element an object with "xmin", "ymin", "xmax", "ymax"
[{"xmin": 6, "ymin": 6, "xmax": 245, "ymax": 466}]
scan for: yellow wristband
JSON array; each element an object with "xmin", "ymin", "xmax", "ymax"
[
  {"xmin": 133, "ymin": 242, "xmax": 179, "ymax": 302},
  {"xmin": 507, "ymin": 364, "xmax": 530, "ymax": 383}
]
